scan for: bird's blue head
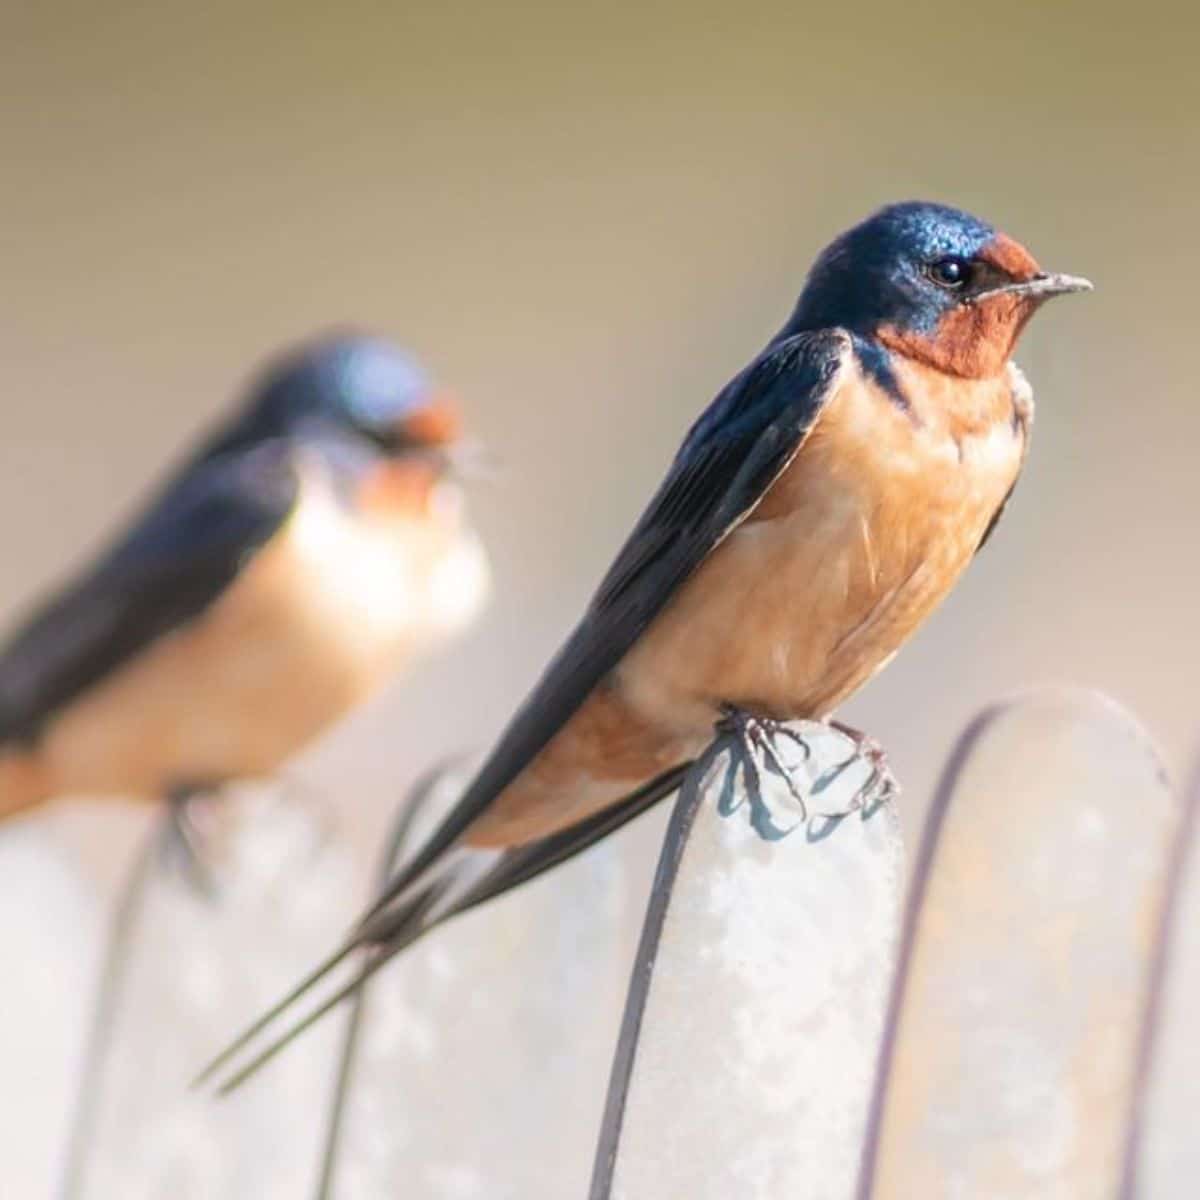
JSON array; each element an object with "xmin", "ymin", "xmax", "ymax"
[
  {"xmin": 789, "ymin": 202, "xmax": 1090, "ymax": 377},
  {"xmin": 245, "ymin": 333, "xmax": 461, "ymax": 453}
]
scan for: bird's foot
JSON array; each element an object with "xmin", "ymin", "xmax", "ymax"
[
  {"xmin": 826, "ymin": 720, "xmax": 900, "ymax": 816},
  {"xmin": 711, "ymin": 706, "xmax": 814, "ymax": 840},
  {"xmin": 161, "ymin": 788, "xmax": 222, "ymax": 899}
]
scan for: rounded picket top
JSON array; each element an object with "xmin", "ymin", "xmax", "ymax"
[
  {"xmin": 859, "ymin": 689, "xmax": 1177, "ymax": 1200},
  {"xmin": 1124, "ymin": 758, "xmax": 1200, "ymax": 1197},
  {"xmin": 0, "ymin": 828, "xmax": 104, "ymax": 1198},
  {"xmin": 319, "ymin": 757, "xmax": 642, "ymax": 1200},
  {"xmin": 61, "ymin": 779, "xmax": 359, "ymax": 1200},
  {"xmin": 591, "ymin": 722, "xmax": 905, "ymax": 1200}
]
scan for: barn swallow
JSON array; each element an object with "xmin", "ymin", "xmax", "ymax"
[
  {"xmin": 0, "ymin": 334, "xmax": 490, "ymax": 858},
  {"xmin": 202, "ymin": 201, "xmax": 1091, "ymax": 1089}
]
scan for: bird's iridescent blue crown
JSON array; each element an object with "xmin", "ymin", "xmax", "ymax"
[
  {"xmin": 791, "ymin": 201, "xmax": 999, "ymax": 336},
  {"xmin": 254, "ymin": 334, "xmax": 434, "ymax": 434}
]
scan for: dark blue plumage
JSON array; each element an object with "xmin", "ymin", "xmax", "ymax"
[
  {"xmin": 786, "ymin": 201, "xmax": 997, "ymax": 337},
  {"xmin": 198, "ymin": 335, "xmax": 437, "ymax": 460}
]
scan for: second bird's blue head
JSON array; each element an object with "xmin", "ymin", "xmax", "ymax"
[
  {"xmin": 788, "ymin": 201, "xmax": 1090, "ymax": 377},
  {"xmin": 238, "ymin": 333, "xmax": 462, "ymax": 455}
]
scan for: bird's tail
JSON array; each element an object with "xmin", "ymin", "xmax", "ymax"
[
  {"xmin": 0, "ymin": 747, "xmax": 52, "ymax": 820},
  {"xmin": 196, "ymin": 761, "xmax": 692, "ymax": 1095},
  {"xmin": 193, "ymin": 841, "xmax": 503, "ymax": 1095}
]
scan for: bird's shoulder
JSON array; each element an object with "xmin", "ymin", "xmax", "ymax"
[
  {"xmin": 675, "ymin": 327, "xmax": 853, "ymax": 456},
  {"xmin": 589, "ymin": 327, "xmax": 852, "ymax": 614}
]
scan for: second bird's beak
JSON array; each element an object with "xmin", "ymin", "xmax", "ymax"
[
  {"xmin": 389, "ymin": 395, "xmax": 499, "ymax": 481},
  {"xmin": 972, "ymin": 272, "xmax": 1094, "ymax": 304},
  {"xmin": 441, "ymin": 436, "xmax": 501, "ymax": 481}
]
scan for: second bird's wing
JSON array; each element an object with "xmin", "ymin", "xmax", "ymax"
[{"xmin": 0, "ymin": 442, "xmax": 298, "ymax": 744}]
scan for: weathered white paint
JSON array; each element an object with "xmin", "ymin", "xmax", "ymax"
[
  {"xmin": 861, "ymin": 690, "xmax": 1176, "ymax": 1200},
  {"xmin": 594, "ymin": 723, "xmax": 904, "ymax": 1200},
  {"xmin": 0, "ymin": 827, "xmax": 102, "ymax": 1199},
  {"xmin": 63, "ymin": 781, "xmax": 360, "ymax": 1200},
  {"xmin": 1129, "ymin": 764, "xmax": 1200, "ymax": 1197},
  {"xmin": 320, "ymin": 761, "xmax": 641, "ymax": 1200}
]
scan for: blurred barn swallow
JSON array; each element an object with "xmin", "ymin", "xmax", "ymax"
[
  {"xmin": 0, "ymin": 334, "xmax": 490, "ymax": 853},
  {"xmin": 203, "ymin": 201, "xmax": 1091, "ymax": 1088}
]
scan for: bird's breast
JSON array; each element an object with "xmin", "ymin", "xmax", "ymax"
[
  {"xmin": 616, "ymin": 354, "xmax": 1030, "ymax": 729},
  {"xmin": 283, "ymin": 468, "xmax": 490, "ymax": 667}
]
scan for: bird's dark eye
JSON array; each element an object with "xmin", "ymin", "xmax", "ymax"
[{"xmin": 928, "ymin": 256, "xmax": 973, "ymax": 289}]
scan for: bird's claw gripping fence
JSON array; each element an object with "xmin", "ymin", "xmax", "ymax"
[{"xmin": 27, "ymin": 688, "xmax": 1200, "ymax": 1197}]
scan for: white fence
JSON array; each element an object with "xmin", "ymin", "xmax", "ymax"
[{"xmin": 13, "ymin": 687, "xmax": 1195, "ymax": 1197}]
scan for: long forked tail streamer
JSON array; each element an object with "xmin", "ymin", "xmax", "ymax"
[
  {"xmin": 197, "ymin": 760, "xmax": 693, "ymax": 1093},
  {"xmin": 191, "ymin": 938, "xmax": 359, "ymax": 1089},
  {"xmin": 213, "ymin": 933, "xmax": 419, "ymax": 1095},
  {"xmin": 193, "ymin": 760, "xmax": 464, "ymax": 1091}
]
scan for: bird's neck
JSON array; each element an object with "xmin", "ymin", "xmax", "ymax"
[
  {"xmin": 861, "ymin": 342, "xmax": 1023, "ymax": 444},
  {"xmin": 848, "ymin": 334, "xmax": 912, "ymax": 415},
  {"xmin": 842, "ymin": 333, "xmax": 1020, "ymax": 439},
  {"xmin": 875, "ymin": 323, "xmax": 1010, "ymax": 379}
]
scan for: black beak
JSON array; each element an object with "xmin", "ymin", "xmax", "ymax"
[{"xmin": 971, "ymin": 272, "xmax": 1094, "ymax": 304}]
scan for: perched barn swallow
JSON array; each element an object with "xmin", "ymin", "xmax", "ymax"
[
  {"xmin": 0, "ymin": 335, "xmax": 489, "ymax": 851},
  {"xmin": 204, "ymin": 201, "xmax": 1091, "ymax": 1088}
]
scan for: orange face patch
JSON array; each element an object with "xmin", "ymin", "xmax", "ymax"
[
  {"xmin": 400, "ymin": 391, "xmax": 462, "ymax": 446},
  {"xmin": 878, "ymin": 232, "xmax": 1045, "ymax": 378},
  {"xmin": 879, "ymin": 293, "xmax": 1030, "ymax": 379}
]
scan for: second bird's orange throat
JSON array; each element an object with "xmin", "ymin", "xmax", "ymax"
[
  {"xmin": 356, "ymin": 457, "xmax": 448, "ymax": 520},
  {"xmin": 401, "ymin": 392, "xmax": 462, "ymax": 446},
  {"xmin": 358, "ymin": 392, "xmax": 463, "ymax": 519},
  {"xmin": 878, "ymin": 232, "xmax": 1044, "ymax": 380}
]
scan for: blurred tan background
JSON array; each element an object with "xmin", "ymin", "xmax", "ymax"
[{"xmin": 0, "ymin": 0, "xmax": 1197, "ymax": 1189}]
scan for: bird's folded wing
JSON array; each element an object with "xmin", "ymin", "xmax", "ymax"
[
  {"xmin": 0, "ymin": 442, "xmax": 298, "ymax": 743},
  {"xmin": 364, "ymin": 327, "xmax": 852, "ymax": 917},
  {"xmin": 195, "ymin": 331, "xmax": 853, "ymax": 1094},
  {"xmin": 440, "ymin": 762, "xmax": 692, "ymax": 924}
]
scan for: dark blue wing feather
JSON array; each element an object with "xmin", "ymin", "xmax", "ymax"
[
  {"xmin": 0, "ymin": 442, "xmax": 298, "ymax": 742},
  {"xmin": 368, "ymin": 328, "xmax": 851, "ymax": 911}
]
